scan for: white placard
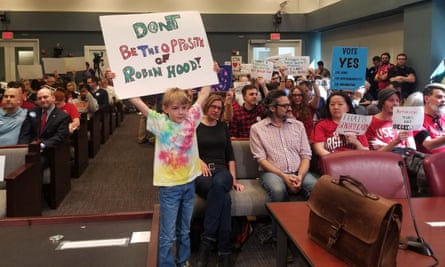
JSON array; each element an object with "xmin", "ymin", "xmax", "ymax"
[
  {"xmin": 265, "ymin": 55, "xmax": 310, "ymax": 76},
  {"xmin": 251, "ymin": 61, "xmax": 273, "ymax": 80},
  {"xmin": 17, "ymin": 65, "xmax": 43, "ymax": 79},
  {"xmin": 56, "ymin": 238, "xmax": 129, "ymax": 250},
  {"xmin": 335, "ymin": 113, "xmax": 372, "ymax": 135},
  {"xmin": 392, "ymin": 106, "xmax": 424, "ymax": 131},
  {"xmin": 0, "ymin": 155, "xmax": 5, "ymax": 182},
  {"xmin": 231, "ymin": 55, "xmax": 242, "ymax": 76},
  {"xmin": 65, "ymin": 57, "xmax": 87, "ymax": 72},
  {"xmin": 100, "ymin": 11, "xmax": 218, "ymax": 99},
  {"xmin": 42, "ymin": 58, "xmax": 67, "ymax": 74},
  {"xmin": 130, "ymin": 231, "xmax": 151, "ymax": 243}
]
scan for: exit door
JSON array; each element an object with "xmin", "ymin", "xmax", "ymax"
[{"xmin": 0, "ymin": 39, "xmax": 40, "ymax": 82}]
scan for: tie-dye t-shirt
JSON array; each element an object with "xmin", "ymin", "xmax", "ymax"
[{"xmin": 146, "ymin": 103, "xmax": 202, "ymax": 186}]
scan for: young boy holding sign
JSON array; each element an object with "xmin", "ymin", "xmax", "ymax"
[{"xmin": 130, "ymin": 86, "xmax": 210, "ymax": 267}]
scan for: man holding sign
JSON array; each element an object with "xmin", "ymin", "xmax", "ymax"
[{"xmin": 100, "ymin": 11, "xmax": 218, "ymax": 267}]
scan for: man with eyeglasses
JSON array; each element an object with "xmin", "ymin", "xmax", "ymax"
[
  {"xmin": 249, "ymin": 90, "xmax": 318, "ymax": 257},
  {"xmin": 414, "ymin": 83, "xmax": 445, "ymax": 154}
]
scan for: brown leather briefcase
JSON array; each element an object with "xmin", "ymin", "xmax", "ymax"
[{"xmin": 307, "ymin": 175, "xmax": 403, "ymax": 267}]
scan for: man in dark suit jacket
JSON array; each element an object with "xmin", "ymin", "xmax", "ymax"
[{"xmin": 19, "ymin": 87, "xmax": 70, "ymax": 168}]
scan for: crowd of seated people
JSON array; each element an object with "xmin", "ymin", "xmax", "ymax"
[{"xmin": 0, "ymin": 67, "xmax": 124, "ymax": 212}]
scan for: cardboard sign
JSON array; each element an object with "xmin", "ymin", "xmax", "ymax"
[
  {"xmin": 330, "ymin": 46, "xmax": 368, "ymax": 91},
  {"xmin": 100, "ymin": 11, "xmax": 218, "ymax": 99},
  {"xmin": 265, "ymin": 55, "xmax": 310, "ymax": 76},
  {"xmin": 17, "ymin": 65, "xmax": 43, "ymax": 79},
  {"xmin": 392, "ymin": 106, "xmax": 424, "ymax": 131},
  {"xmin": 251, "ymin": 61, "xmax": 273, "ymax": 80},
  {"xmin": 336, "ymin": 113, "xmax": 372, "ymax": 135}
]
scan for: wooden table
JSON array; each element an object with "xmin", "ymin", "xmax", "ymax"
[
  {"xmin": 0, "ymin": 205, "xmax": 159, "ymax": 267},
  {"xmin": 267, "ymin": 198, "xmax": 444, "ymax": 267}
]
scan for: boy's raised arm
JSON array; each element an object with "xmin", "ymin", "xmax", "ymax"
[
  {"xmin": 195, "ymin": 86, "xmax": 211, "ymax": 107},
  {"xmin": 129, "ymin": 97, "xmax": 150, "ymax": 117}
]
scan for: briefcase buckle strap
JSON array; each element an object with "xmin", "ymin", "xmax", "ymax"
[{"xmin": 327, "ymin": 224, "xmax": 343, "ymax": 248}]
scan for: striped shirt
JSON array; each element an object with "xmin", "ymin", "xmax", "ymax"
[{"xmin": 249, "ymin": 117, "xmax": 312, "ymax": 172}]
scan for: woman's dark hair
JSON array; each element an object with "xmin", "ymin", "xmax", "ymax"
[
  {"xmin": 319, "ymin": 91, "xmax": 355, "ymax": 119},
  {"xmin": 290, "ymin": 87, "xmax": 311, "ymax": 121}
]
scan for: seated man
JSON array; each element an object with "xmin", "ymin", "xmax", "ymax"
[
  {"xmin": 0, "ymin": 87, "xmax": 27, "ymax": 145},
  {"xmin": 414, "ymin": 83, "xmax": 445, "ymax": 154},
  {"xmin": 250, "ymin": 90, "xmax": 318, "ymax": 246},
  {"xmin": 229, "ymin": 84, "xmax": 265, "ymax": 138},
  {"xmin": 71, "ymin": 85, "xmax": 99, "ymax": 118},
  {"xmin": 18, "ymin": 88, "xmax": 70, "ymax": 168}
]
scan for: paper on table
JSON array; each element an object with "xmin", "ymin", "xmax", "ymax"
[
  {"xmin": 426, "ymin": 221, "xmax": 445, "ymax": 227},
  {"xmin": 0, "ymin": 155, "xmax": 5, "ymax": 182},
  {"xmin": 130, "ymin": 231, "xmax": 151, "ymax": 244},
  {"xmin": 56, "ymin": 238, "xmax": 129, "ymax": 250}
]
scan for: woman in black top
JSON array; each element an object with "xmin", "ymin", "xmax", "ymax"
[{"xmin": 195, "ymin": 94, "xmax": 244, "ymax": 267}]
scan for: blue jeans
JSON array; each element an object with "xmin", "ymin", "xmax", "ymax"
[
  {"xmin": 158, "ymin": 181, "xmax": 195, "ymax": 267},
  {"xmin": 195, "ymin": 168, "xmax": 233, "ymax": 255},
  {"xmin": 260, "ymin": 171, "xmax": 318, "ymax": 239}
]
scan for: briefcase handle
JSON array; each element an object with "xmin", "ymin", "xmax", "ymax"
[{"xmin": 333, "ymin": 175, "xmax": 380, "ymax": 200}]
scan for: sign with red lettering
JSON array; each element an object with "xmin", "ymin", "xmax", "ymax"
[
  {"xmin": 392, "ymin": 106, "xmax": 423, "ymax": 131},
  {"xmin": 100, "ymin": 11, "xmax": 218, "ymax": 99},
  {"xmin": 336, "ymin": 113, "xmax": 372, "ymax": 135}
]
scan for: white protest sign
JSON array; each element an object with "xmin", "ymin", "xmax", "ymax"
[
  {"xmin": 42, "ymin": 58, "xmax": 67, "ymax": 74},
  {"xmin": 392, "ymin": 106, "xmax": 424, "ymax": 131},
  {"xmin": 251, "ymin": 61, "xmax": 273, "ymax": 80},
  {"xmin": 100, "ymin": 11, "xmax": 218, "ymax": 99},
  {"xmin": 17, "ymin": 65, "xmax": 43, "ymax": 79},
  {"xmin": 265, "ymin": 56, "xmax": 310, "ymax": 76},
  {"xmin": 335, "ymin": 113, "xmax": 372, "ymax": 135},
  {"xmin": 240, "ymin": 64, "xmax": 252, "ymax": 75},
  {"xmin": 231, "ymin": 56, "xmax": 242, "ymax": 76}
]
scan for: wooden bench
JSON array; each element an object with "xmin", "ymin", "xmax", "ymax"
[
  {"xmin": 71, "ymin": 113, "xmax": 89, "ymax": 178},
  {"xmin": 193, "ymin": 138, "xmax": 269, "ymax": 218},
  {"xmin": 0, "ymin": 143, "xmax": 42, "ymax": 217},
  {"xmin": 100, "ymin": 106, "xmax": 110, "ymax": 144},
  {"xmin": 88, "ymin": 111, "xmax": 101, "ymax": 158},
  {"xmin": 43, "ymin": 138, "xmax": 71, "ymax": 209}
]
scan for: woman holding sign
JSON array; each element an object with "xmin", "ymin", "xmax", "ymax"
[{"xmin": 311, "ymin": 92, "xmax": 368, "ymax": 171}]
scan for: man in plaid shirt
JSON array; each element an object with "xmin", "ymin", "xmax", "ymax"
[{"xmin": 229, "ymin": 84, "xmax": 265, "ymax": 138}]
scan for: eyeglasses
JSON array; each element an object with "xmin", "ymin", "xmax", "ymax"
[
  {"xmin": 276, "ymin": 103, "xmax": 291, "ymax": 109},
  {"xmin": 292, "ymin": 94, "xmax": 303, "ymax": 97},
  {"xmin": 209, "ymin": 104, "xmax": 222, "ymax": 110}
]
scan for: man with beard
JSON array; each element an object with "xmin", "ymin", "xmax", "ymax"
[
  {"xmin": 374, "ymin": 52, "xmax": 394, "ymax": 90},
  {"xmin": 366, "ymin": 88, "xmax": 416, "ymax": 151},
  {"xmin": 249, "ymin": 90, "xmax": 317, "ymax": 256},
  {"xmin": 388, "ymin": 53, "xmax": 417, "ymax": 100},
  {"xmin": 414, "ymin": 83, "xmax": 445, "ymax": 154}
]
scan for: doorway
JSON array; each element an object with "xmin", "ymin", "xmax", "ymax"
[
  {"xmin": 0, "ymin": 39, "xmax": 40, "ymax": 82},
  {"xmin": 248, "ymin": 39, "xmax": 302, "ymax": 62}
]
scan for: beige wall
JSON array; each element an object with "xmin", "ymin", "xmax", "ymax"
[
  {"xmin": 321, "ymin": 14, "xmax": 404, "ymax": 68},
  {"xmin": 0, "ymin": 0, "xmax": 341, "ymax": 14}
]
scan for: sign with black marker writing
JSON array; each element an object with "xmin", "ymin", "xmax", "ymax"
[
  {"xmin": 100, "ymin": 11, "xmax": 218, "ymax": 99},
  {"xmin": 330, "ymin": 46, "xmax": 368, "ymax": 91},
  {"xmin": 392, "ymin": 106, "xmax": 423, "ymax": 131}
]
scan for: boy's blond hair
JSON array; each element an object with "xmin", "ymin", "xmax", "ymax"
[{"xmin": 162, "ymin": 88, "xmax": 191, "ymax": 108}]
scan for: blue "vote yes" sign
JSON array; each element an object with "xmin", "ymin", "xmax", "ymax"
[{"xmin": 330, "ymin": 46, "xmax": 368, "ymax": 91}]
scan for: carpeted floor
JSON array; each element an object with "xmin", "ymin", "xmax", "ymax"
[
  {"xmin": 42, "ymin": 112, "xmax": 301, "ymax": 266},
  {"xmin": 43, "ymin": 112, "xmax": 158, "ymax": 216}
]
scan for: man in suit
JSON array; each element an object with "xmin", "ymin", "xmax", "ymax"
[{"xmin": 18, "ymin": 87, "xmax": 70, "ymax": 168}]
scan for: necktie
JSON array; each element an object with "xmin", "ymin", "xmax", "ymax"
[{"xmin": 40, "ymin": 110, "xmax": 47, "ymax": 134}]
